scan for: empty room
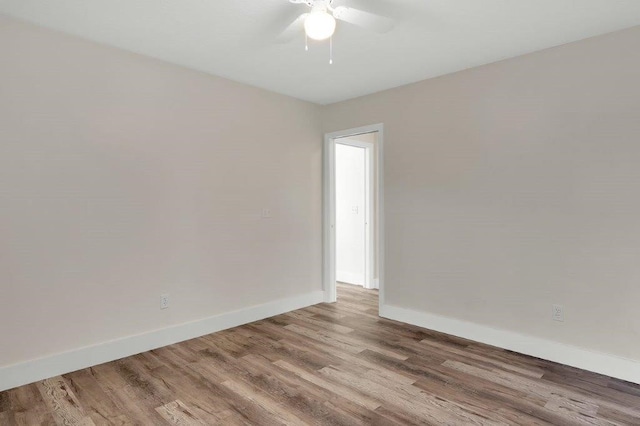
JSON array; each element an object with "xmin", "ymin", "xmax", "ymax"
[{"xmin": 1, "ymin": 0, "xmax": 640, "ymax": 424}]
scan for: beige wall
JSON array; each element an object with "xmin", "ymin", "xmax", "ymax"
[
  {"xmin": 0, "ymin": 16, "xmax": 322, "ymax": 368},
  {"xmin": 3, "ymin": 10, "xmax": 640, "ymax": 376},
  {"xmin": 323, "ymin": 26, "xmax": 640, "ymax": 360}
]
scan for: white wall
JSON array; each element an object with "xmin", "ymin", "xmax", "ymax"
[
  {"xmin": 0, "ymin": 16, "xmax": 322, "ymax": 375},
  {"xmin": 336, "ymin": 143, "xmax": 366, "ymax": 286},
  {"xmin": 323, "ymin": 26, "xmax": 640, "ymax": 372}
]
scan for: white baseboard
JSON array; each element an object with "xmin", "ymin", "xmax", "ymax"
[
  {"xmin": 380, "ymin": 304, "xmax": 640, "ymax": 385},
  {"xmin": 337, "ymin": 270, "xmax": 364, "ymax": 286},
  {"xmin": 0, "ymin": 291, "xmax": 325, "ymax": 392}
]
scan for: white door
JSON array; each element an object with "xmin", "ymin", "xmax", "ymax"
[{"xmin": 336, "ymin": 143, "xmax": 366, "ymax": 286}]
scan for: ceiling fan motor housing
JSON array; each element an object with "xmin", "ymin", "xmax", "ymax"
[{"xmin": 302, "ymin": 0, "xmax": 336, "ymax": 41}]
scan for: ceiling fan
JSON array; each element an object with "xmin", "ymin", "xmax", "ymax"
[{"xmin": 277, "ymin": 0, "xmax": 395, "ymax": 63}]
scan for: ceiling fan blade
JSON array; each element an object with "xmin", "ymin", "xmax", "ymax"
[
  {"xmin": 276, "ymin": 13, "xmax": 308, "ymax": 43},
  {"xmin": 332, "ymin": 6, "xmax": 394, "ymax": 33}
]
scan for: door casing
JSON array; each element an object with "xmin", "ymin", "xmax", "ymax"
[{"xmin": 323, "ymin": 123, "xmax": 384, "ymax": 306}]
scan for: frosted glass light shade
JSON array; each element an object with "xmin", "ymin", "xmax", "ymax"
[{"xmin": 304, "ymin": 11, "xmax": 336, "ymax": 41}]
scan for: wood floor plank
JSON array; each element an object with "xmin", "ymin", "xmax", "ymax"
[
  {"xmin": 419, "ymin": 339, "xmax": 546, "ymax": 379},
  {"xmin": 87, "ymin": 362, "xmax": 171, "ymax": 424},
  {"xmin": 221, "ymin": 378, "xmax": 306, "ymax": 425},
  {"xmin": 243, "ymin": 353, "xmax": 380, "ymax": 425},
  {"xmin": 7, "ymin": 384, "xmax": 62, "ymax": 425},
  {"xmin": 36, "ymin": 377, "xmax": 96, "ymax": 425},
  {"xmin": 155, "ymin": 399, "xmax": 207, "ymax": 425},
  {"xmin": 238, "ymin": 354, "xmax": 361, "ymax": 425},
  {"xmin": 273, "ymin": 359, "xmax": 381, "ymax": 411},
  {"xmin": 319, "ymin": 364, "xmax": 494, "ymax": 425},
  {"xmin": 63, "ymin": 369, "xmax": 134, "ymax": 425},
  {"xmin": 282, "ymin": 310, "xmax": 355, "ymax": 334},
  {"xmin": 441, "ymin": 360, "xmax": 624, "ymax": 425},
  {"xmin": 137, "ymin": 352, "xmax": 236, "ymax": 421},
  {"xmin": 2, "ymin": 283, "xmax": 640, "ymax": 425}
]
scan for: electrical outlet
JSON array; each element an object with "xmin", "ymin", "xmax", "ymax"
[
  {"xmin": 552, "ymin": 304, "xmax": 564, "ymax": 322},
  {"xmin": 160, "ymin": 294, "xmax": 169, "ymax": 310},
  {"xmin": 261, "ymin": 208, "xmax": 272, "ymax": 218}
]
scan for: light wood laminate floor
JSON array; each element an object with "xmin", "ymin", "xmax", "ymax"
[{"xmin": 1, "ymin": 283, "xmax": 640, "ymax": 425}]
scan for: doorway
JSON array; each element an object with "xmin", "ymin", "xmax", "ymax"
[
  {"xmin": 336, "ymin": 141, "xmax": 369, "ymax": 288},
  {"xmin": 323, "ymin": 124, "xmax": 384, "ymax": 307}
]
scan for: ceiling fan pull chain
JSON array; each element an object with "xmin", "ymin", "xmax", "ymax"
[
  {"xmin": 305, "ymin": 33, "xmax": 309, "ymax": 51},
  {"xmin": 330, "ymin": 36, "xmax": 334, "ymax": 64}
]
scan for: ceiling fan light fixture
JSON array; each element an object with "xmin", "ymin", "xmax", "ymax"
[{"xmin": 304, "ymin": 10, "xmax": 336, "ymax": 41}]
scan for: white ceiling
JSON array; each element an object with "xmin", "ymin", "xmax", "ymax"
[{"xmin": 2, "ymin": 0, "xmax": 640, "ymax": 104}]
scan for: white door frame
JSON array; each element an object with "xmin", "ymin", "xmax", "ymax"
[{"xmin": 324, "ymin": 123, "xmax": 384, "ymax": 307}]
